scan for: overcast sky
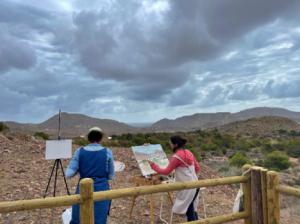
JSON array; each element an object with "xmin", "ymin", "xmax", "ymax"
[{"xmin": 1, "ymin": 0, "xmax": 300, "ymax": 124}]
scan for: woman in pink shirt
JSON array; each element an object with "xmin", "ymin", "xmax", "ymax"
[{"xmin": 148, "ymin": 135, "xmax": 200, "ymax": 221}]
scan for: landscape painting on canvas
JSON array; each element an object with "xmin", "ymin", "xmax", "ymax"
[{"xmin": 132, "ymin": 144, "xmax": 169, "ymax": 176}]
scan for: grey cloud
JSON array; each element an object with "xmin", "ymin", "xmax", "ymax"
[
  {"xmin": 0, "ymin": 32, "xmax": 36, "ymax": 73},
  {"xmin": 0, "ymin": 85, "xmax": 28, "ymax": 115},
  {"xmin": 0, "ymin": 1, "xmax": 53, "ymax": 32},
  {"xmin": 228, "ymin": 84, "xmax": 261, "ymax": 101},
  {"xmin": 0, "ymin": 1, "xmax": 73, "ymax": 73},
  {"xmin": 264, "ymin": 79, "xmax": 300, "ymax": 99},
  {"xmin": 168, "ymin": 77, "xmax": 200, "ymax": 106},
  {"xmin": 199, "ymin": 0, "xmax": 300, "ymax": 42},
  {"xmin": 0, "ymin": 66, "xmax": 122, "ymax": 119},
  {"xmin": 198, "ymin": 85, "xmax": 230, "ymax": 107},
  {"xmin": 72, "ymin": 0, "xmax": 300, "ymax": 102},
  {"xmin": 1, "ymin": 0, "xmax": 300, "ymax": 123}
]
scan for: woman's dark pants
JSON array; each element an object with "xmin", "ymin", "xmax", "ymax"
[{"xmin": 186, "ymin": 188, "xmax": 200, "ymax": 221}]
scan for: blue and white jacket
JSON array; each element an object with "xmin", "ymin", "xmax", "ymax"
[{"xmin": 66, "ymin": 143, "xmax": 115, "ymax": 180}]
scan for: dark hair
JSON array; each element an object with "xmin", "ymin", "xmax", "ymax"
[
  {"xmin": 88, "ymin": 131, "xmax": 103, "ymax": 143},
  {"xmin": 170, "ymin": 135, "xmax": 187, "ymax": 152}
]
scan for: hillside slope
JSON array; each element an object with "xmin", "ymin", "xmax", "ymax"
[
  {"xmin": 151, "ymin": 107, "xmax": 300, "ymax": 132},
  {"xmin": 5, "ymin": 113, "xmax": 139, "ymax": 137},
  {"xmin": 0, "ymin": 132, "xmax": 239, "ymax": 224},
  {"xmin": 217, "ymin": 116, "xmax": 300, "ymax": 136}
]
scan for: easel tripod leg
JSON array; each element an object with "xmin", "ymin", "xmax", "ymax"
[
  {"xmin": 53, "ymin": 159, "xmax": 59, "ymax": 197},
  {"xmin": 43, "ymin": 160, "xmax": 57, "ymax": 198},
  {"xmin": 59, "ymin": 159, "xmax": 70, "ymax": 195},
  {"xmin": 129, "ymin": 196, "xmax": 137, "ymax": 219},
  {"xmin": 149, "ymin": 194, "xmax": 155, "ymax": 224},
  {"xmin": 167, "ymin": 192, "xmax": 173, "ymax": 204}
]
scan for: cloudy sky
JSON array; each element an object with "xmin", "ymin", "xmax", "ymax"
[{"xmin": 1, "ymin": 0, "xmax": 300, "ymax": 124}]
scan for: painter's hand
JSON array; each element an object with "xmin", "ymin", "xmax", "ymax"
[{"xmin": 146, "ymin": 160, "xmax": 154, "ymax": 166}]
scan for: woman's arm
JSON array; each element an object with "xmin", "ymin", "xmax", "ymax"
[
  {"xmin": 149, "ymin": 157, "xmax": 181, "ymax": 175},
  {"xmin": 107, "ymin": 149, "xmax": 115, "ymax": 180},
  {"xmin": 66, "ymin": 148, "xmax": 80, "ymax": 178}
]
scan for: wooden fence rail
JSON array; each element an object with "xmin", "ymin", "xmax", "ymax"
[
  {"xmin": 1, "ymin": 167, "xmax": 300, "ymax": 224},
  {"xmin": 277, "ymin": 185, "xmax": 300, "ymax": 198},
  {"xmin": 182, "ymin": 211, "xmax": 249, "ymax": 224},
  {"xmin": 0, "ymin": 176, "xmax": 249, "ymax": 224},
  {"xmin": 93, "ymin": 176, "xmax": 248, "ymax": 201},
  {"xmin": 0, "ymin": 195, "xmax": 81, "ymax": 213}
]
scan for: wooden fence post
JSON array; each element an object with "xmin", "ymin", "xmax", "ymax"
[
  {"xmin": 242, "ymin": 165, "xmax": 251, "ymax": 224},
  {"xmin": 80, "ymin": 178, "xmax": 94, "ymax": 224},
  {"xmin": 260, "ymin": 168, "xmax": 268, "ymax": 224},
  {"xmin": 250, "ymin": 167, "xmax": 264, "ymax": 224},
  {"xmin": 267, "ymin": 171, "xmax": 280, "ymax": 224}
]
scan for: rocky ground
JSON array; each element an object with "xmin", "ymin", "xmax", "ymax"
[{"xmin": 0, "ymin": 132, "xmax": 298, "ymax": 223}]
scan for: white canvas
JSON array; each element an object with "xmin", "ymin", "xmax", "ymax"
[
  {"xmin": 45, "ymin": 140, "xmax": 72, "ymax": 160},
  {"xmin": 132, "ymin": 144, "xmax": 169, "ymax": 176}
]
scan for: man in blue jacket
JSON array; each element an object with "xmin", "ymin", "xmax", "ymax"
[{"xmin": 66, "ymin": 127, "xmax": 115, "ymax": 224}]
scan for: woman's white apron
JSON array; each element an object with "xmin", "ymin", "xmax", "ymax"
[{"xmin": 172, "ymin": 155, "xmax": 199, "ymax": 214}]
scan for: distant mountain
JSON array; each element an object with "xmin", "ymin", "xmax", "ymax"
[
  {"xmin": 231, "ymin": 107, "xmax": 300, "ymax": 122},
  {"xmin": 151, "ymin": 107, "xmax": 300, "ymax": 132},
  {"xmin": 4, "ymin": 107, "xmax": 300, "ymax": 136},
  {"xmin": 150, "ymin": 112, "xmax": 231, "ymax": 132},
  {"xmin": 217, "ymin": 116, "xmax": 300, "ymax": 136},
  {"xmin": 5, "ymin": 113, "xmax": 138, "ymax": 137},
  {"xmin": 128, "ymin": 122, "xmax": 153, "ymax": 128}
]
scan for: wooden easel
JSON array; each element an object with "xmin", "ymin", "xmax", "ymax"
[{"xmin": 129, "ymin": 175, "xmax": 173, "ymax": 224}]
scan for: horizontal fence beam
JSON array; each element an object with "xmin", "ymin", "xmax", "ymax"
[
  {"xmin": 94, "ymin": 176, "xmax": 247, "ymax": 201},
  {"xmin": 0, "ymin": 195, "xmax": 81, "ymax": 214},
  {"xmin": 182, "ymin": 211, "xmax": 249, "ymax": 224},
  {"xmin": 277, "ymin": 185, "xmax": 300, "ymax": 198},
  {"xmin": 0, "ymin": 176, "xmax": 247, "ymax": 215}
]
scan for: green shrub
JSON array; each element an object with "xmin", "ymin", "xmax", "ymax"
[
  {"xmin": 289, "ymin": 130, "xmax": 300, "ymax": 136},
  {"xmin": 229, "ymin": 152, "xmax": 251, "ymax": 167},
  {"xmin": 261, "ymin": 142, "xmax": 275, "ymax": 153},
  {"xmin": 73, "ymin": 137, "xmax": 89, "ymax": 146},
  {"xmin": 287, "ymin": 147, "xmax": 300, "ymax": 158},
  {"xmin": 278, "ymin": 129, "xmax": 288, "ymax": 135},
  {"xmin": 34, "ymin": 131, "xmax": 49, "ymax": 140},
  {"xmin": 264, "ymin": 151, "xmax": 291, "ymax": 171},
  {"xmin": 201, "ymin": 142, "xmax": 219, "ymax": 151},
  {"xmin": 222, "ymin": 134, "xmax": 236, "ymax": 148},
  {"xmin": 186, "ymin": 144, "xmax": 201, "ymax": 161},
  {"xmin": 234, "ymin": 139, "xmax": 252, "ymax": 151},
  {"xmin": 285, "ymin": 140, "xmax": 300, "ymax": 158},
  {"xmin": 273, "ymin": 143, "xmax": 285, "ymax": 151},
  {"xmin": 132, "ymin": 136, "xmax": 146, "ymax": 146},
  {"xmin": 0, "ymin": 122, "xmax": 9, "ymax": 132}
]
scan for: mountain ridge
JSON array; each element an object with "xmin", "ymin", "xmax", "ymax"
[
  {"xmin": 5, "ymin": 112, "xmax": 139, "ymax": 137},
  {"xmin": 3, "ymin": 107, "xmax": 300, "ymax": 136},
  {"xmin": 150, "ymin": 107, "xmax": 300, "ymax": 132}
]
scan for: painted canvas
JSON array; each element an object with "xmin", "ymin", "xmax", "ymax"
[{"xmin": 132, "ymin": 144, "xmax": 169, "ymax": 176}]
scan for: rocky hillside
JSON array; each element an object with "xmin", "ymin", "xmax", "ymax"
[
  {"xmin": 151, "ymin": 107, "xmax": 300, "ymax": 132},
  {"xmin": 0, "ymin": 132, "xmax": 241, "ymax": 224},
  {"xmin": 217, "ymin": 116, "xmax": 300, "ymax": 137},
  {"xmin": 0, "ymin": 132, "xmax": 298, "ymax": 223}
]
